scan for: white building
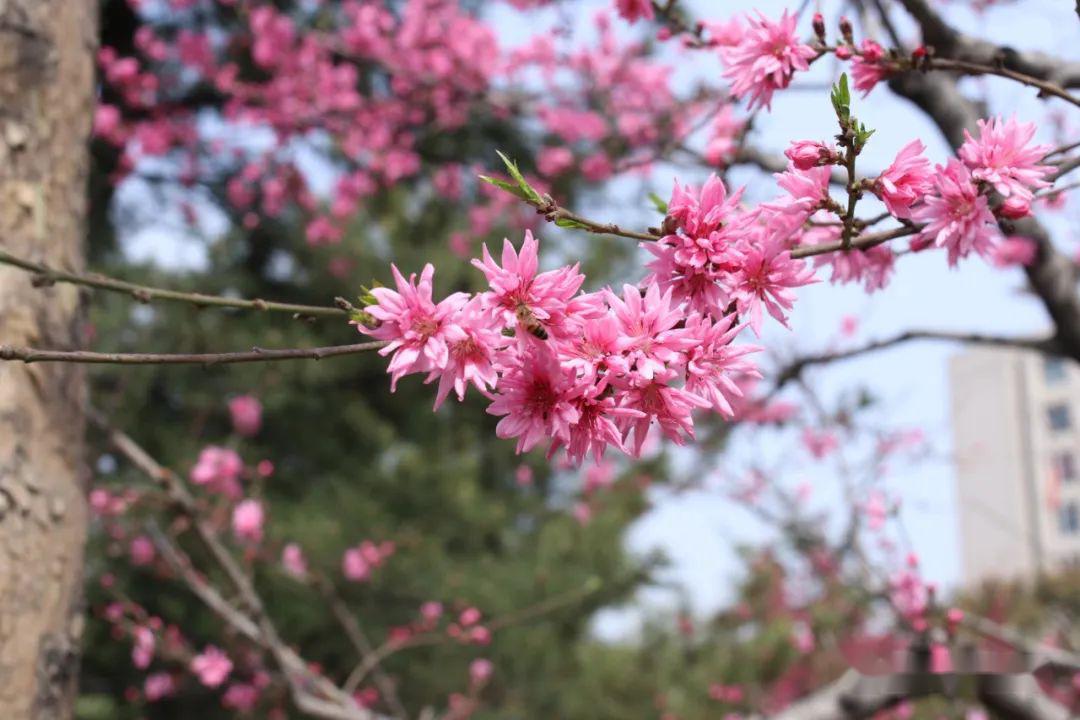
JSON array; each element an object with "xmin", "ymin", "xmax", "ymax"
[{"xmin": 949, "ymin": 348, "xmax": 1080, "ymax": 587}]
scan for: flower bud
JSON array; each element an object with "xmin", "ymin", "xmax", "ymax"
[
  {"xmin": 998, "ymin": 195, "xmax": 1031, "ymax": 219},
  {"xmin": 785, "ymin": 140, "xmax": 835, "ymax": 170}
]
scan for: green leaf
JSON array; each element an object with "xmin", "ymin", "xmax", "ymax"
[
  {"xmin": 495, "ymin": 150, "xmax": 542, "ymax": 204},
  {"xmin": 478, "ymin": 174, "xmax": 530, "ymax": 201},
  {"xmin": 648, "ymin": 192, "xmax": 669, "ymax": 215},
  {"xmin": 830, "ymin": 73, "xmax": 852, "ymax": 122},
  {"xmin": 554, "ymin": 217, "xmax": 590, "ymax": 230}
]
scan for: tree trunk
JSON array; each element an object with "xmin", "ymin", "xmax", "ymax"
[{"xmin": 0, "ymin": 1, "xmax": 97, "ymax": 718}]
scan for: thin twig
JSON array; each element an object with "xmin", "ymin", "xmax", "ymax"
[
  {"xmin": 0, "ymin": 247, "xmax": 346, "ymax": 318},
  {"xmin": 0, "ymin": 341, "xmax": 387, "ymax": 365},
  {"xmin": 927, "ymin": 58, "xmax": 1080, "ymax": 109},
  {"xmin": 790, "ymin": 225, "xmax": 917, "ymax": 259}
]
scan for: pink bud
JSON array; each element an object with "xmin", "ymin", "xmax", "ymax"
[
  {"xmin": 469, "ymin": 658, "xmax": 493, "ymax": 686},
  {"xmin": 998, "ymin": 195, "xmax": 1031, "ymax": 219},
  {"xmin": 785, "ymin": 140, "xmax": 834, "ymax": 171},
  {"xmin": 228, "ymin": 395, "xmax": 262, "ymax": 437},
  {"xmin": 231, "ymin": 499, "xmax": 265, "ymax": 543}
]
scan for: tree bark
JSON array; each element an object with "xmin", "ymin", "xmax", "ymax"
[{"xmin": 0, "ymin": 1, "xmax": 97, "ymax": 718}]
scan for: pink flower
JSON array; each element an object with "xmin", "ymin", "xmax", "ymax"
[
  {"xmin": 421, "ymin": 601, "xmax": 443, "ymax": 623},
  {"xmin": 730, "ymin": 230, "xmax": 816, "ymax": 335},
  {"xmin": 362, "ymin": 263, "xmax": 469, "ymax": 391},
  {"xmin": 228, "ymin": 395, "xmax": 262, "ymax": 436},
  {"xmin": 801, "ymin": 428, "xmax": 839, "ymax": 459},
  {"xmin": 537, "ymin": 146, "xmax": 575, "ymax": 177},
  {"xmin": 785, "ymin": 140, "xmax": 837, "ymax": 171},
  {"xmin": 190, "ymin": 446, "xmax": 243, "ymax": 496},
  {"xmin": 616, "ymin": 369, "xmax": 710, "ymax": 455},
  {"xmin": 767, "ymin": 165, "xmax": 832, "ymax": 222},
  {"xmin": 912, "ymin": 159, "xmax": 1000, "ymax": 266},
  {"xmin": 459, "ymin": 607, "xmax": 482, "ymax": 626},
  {"xmin": 683, "ymin": 316, "xmax": 760, "ymax": 417},
  {"xmin": 551, "ymin": 384, "xmax": 642, "ymax": 465},
  {"xmin": 129, "ymin": 535, "xmax": 156, "ymax": 566},
  {"xmin": 426, "ymin": 297, "xmax": 502, "ymax": 410},
  {"xmin": 607, "ymin": 283, "xmax": 697, "ymax": 380},
  {"xmin": 191, "ymin": 646, "xmax": 233, "ymax": 688},
  {"xmin": 281, "ymin": 543, "xmax": 308, "ymax": 578},
  {"xmin": 989, "ymin": 235, "xmax": 1037, "ymax": 267},
  {"xmin": 958, "ymin": 116, "xmax": 1052, "ymax": 200},
  {"xmin": 144, "ymin": 673, "xmax": 175, "ymax": 701},
  {"xmin": 850, "ymin": 40, "xmax": 889, "ymax": 95},
  {"xmin": 472, "ymin": 231, "xmax": 585, "ymax": 339},
  {"xmin": 132, "ymin": 626, "xmax": 155, "ymax": 669},
  {"xmin": 791, "ymin": 621, "xmax": 815, "ymax": 654},
  {"xmin": 223, "ymin": 683, "xmax": 261, "ymax": 712},
  {"xmin": 486, "ymin": 345, "xmax": 581, "ymax": 454},
  {"xmin": 614, "ymin": 0, "xmax": 654, "ymax": 23},
  {"xmin": 719, "ymin": 11, "xmax": 817, "ymax": 110},
  {"xmin": 874, "ymin": 140, "xmax": 934, "ymax": 219},
  {"xmin": 469, "ymin": 658, "xmax": 494, "ymax": 685},
  {"xmin": 704, "ymin": 107, "xmax": 744, "ymax": 166},
  {"xmin": 231, "ymin": 499, "xmax": 265, "ymax": 543}
]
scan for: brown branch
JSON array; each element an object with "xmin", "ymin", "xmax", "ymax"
[
  {"xmin": 927, "ymin": 58, "xmax": 1080, "ymax": 109},
  {"xmin": 0, "ymin": 247, "xmax": 347, "ymax": 318},
  {"xmin": 0, "ymin": 341, "xmax": 387, "ymax": 365},
  {"xmin": 773, "ymin": 330, "xmax": 1059, "ymax": 391},
  {"xmin": 531, "ymin": 193, "xmax": 659, "ymax": 242},
  {"xmin": 790, "ymin": 225, "xmax": 917, "ymax": 259}
]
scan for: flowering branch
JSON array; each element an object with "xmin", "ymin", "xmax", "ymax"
[
  {"xmin": 0, "ymin": 247, "xmax": 348, "ymax": 318},
  {"xmin": 90, "ymin": 408, "xmax": 391, "ymax": 720},
  {"xmin": 0, "ymin": 341, "xmax": 387, "ymax": 366}
]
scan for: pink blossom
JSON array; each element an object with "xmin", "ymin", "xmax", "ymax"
[
  {"xmin": 607, "ymin": 283, "xmax": 696, "ymax": 380},
  {"xmin": 730, "ymin": 230, "xmax": 817, "ymax": 335},
  {"xmin": 472, "ymin": 231, "xmax": 585, "ymax": 339},
  {"xmin": 361, "ymin": 263, "xmax": 469, "ymax": 391},
  {"xmin": 459, "ymin": 607, "xmax": 482, "ymax": 626},
  {"xmin": 683, "ymin": 316, "xmax": 760, "ymax": 417},
  {"xmin": 958, "ymin": 116, "xmax": 1052, "ymax": 200},
  {"xmin": 514, "ymin": 464, "xmax": 534, "ymax": 487},
  {"xmin": 537, "ymin": 146, "xmax": 575, "ymax": 177},
  {"xmin": 874, "ymin": 140, "xmax": 934, "ymax": 219},
  {"xmin": 850, "ymin": 40, "xmax": 889, "ymax": 95},
  {"xmin": 190, "ymin": 446, "xmax": 243, "ymax": 496},
  {"xmin": 223, "ymin": 683, "xmax": 261, "ymax": 712},
  {"xmin": 469, "ymin": 658, "xmax": 494, "ymax": 685},
  {"xmin": 719, "ymin": 11, "xmax": 817, "ymax": 110},
  {"xmin": 231, "ymin": 499, "xmax": 265, "ymax": 543},
  {"xmin": 572, "ymin": 501, "xmax": 593, "ymax": 525},
  {"xmin": 704, "ymin": 107, "xmax": 744, "ymax": 166},
  {"xmin": 791, "ymin": 621, "xmax": 816, "ymax": 654},
  {"xmin": 912, "ymin": 159, "xmax": 1000, "ymax": 266},
  {"xmin": 228, "ymin": 395, "xmax": 262, "ymax": 436},
  {"xmin": 614, "ymin": 0, "xmax": 654, "ymax": 23},
  {"xmin": 426, "ymin": 297, "xmax": 502, "ymax": 410},
  {"xmin": 132, "ymin": 626, "xmax": 155, "ymax": 669},
  {"xmin": 144, "ymin": 673, "xmax": 175, "ymax": 701},
  {"xmin": 989, "ymin": 235, "xmax": 1037, "ymax": 267},
  {"xmin": 767, "ymin": 165, "xmax": 832, "ymax": 222},
  {"xmin": 421, "ymin": 601, "xmax": 444, "ymax": 623},
  {"xmin": 616, "ymin": 369, "xmax": 710, "ymax": 455},
  {"xmin": 801, "ymin": 428, "xmax": 839, "ymax": 459},
  {"xmin": 785, "ymin": 140, "xmax": 837, "ymax": 171},
  {"xmin": 191, "ymin": 646, "xmax": 233, "ymax": 688},
  {"xmin": 281, "ymin": 543, "xmax": 308, "ymax": 578},
  {"xmin": 486, "ymin": 345, "xmax": 581, "ymax": 454},
  {"xmin": 129, "ymin": 535, "xmax": 156, "ymax": 566}
]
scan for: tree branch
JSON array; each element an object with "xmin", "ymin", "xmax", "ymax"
[
  {"xmin": 0, "ymin": 341, "xmax": 387, "ymax": 365},
  {"xmin": 89, "ymin": 409, "xmax": 391, "ymax": 720},
  {"xmin": 773, "ymin": 330, "xmax": 1059, "ymax": 390},
  {"xmin": 0, "ymin": 247, "xmax": 347, "ymax": 318}
]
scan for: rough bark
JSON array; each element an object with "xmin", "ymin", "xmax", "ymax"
[{"xmin": 0, "ymin": 1, "xmax": 97, "ymax": 718}]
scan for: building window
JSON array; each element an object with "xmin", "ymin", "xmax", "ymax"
[
  {"xmin": 1060, "ymin": 502, "xmax": 1080, "ymax": 535},
  {"xmin": 1048, "ymin": 403, "xmax": 1072, "ymax": 431},
  {"xmin": 1044, "ymin": 357, "xmax": 1068, "ymax": 385},
  {"xmin": 1054, "ymin": 452, "xmax": 1078, "ymax": 482}
]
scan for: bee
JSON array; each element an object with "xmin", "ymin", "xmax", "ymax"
[{"xmin": 515, "ymin": 304, "xmax": 549, "ymax": 340}]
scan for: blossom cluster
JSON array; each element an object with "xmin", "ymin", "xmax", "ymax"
[{"xmin": 360, "ymin": 174, "xmax": 806, "ymax": 463}]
